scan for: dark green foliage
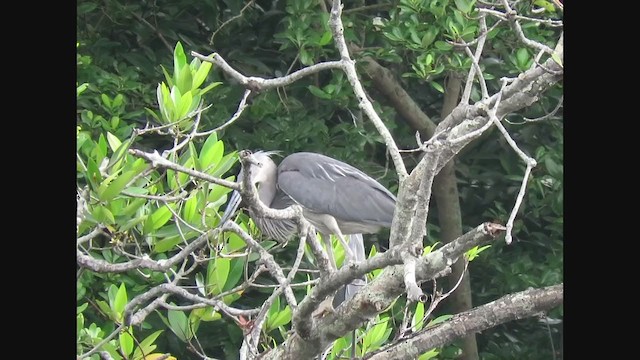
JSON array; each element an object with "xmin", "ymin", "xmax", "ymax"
[{"xmin": 77, "ymin": 0, "xmax": 562, "ymax": 358}]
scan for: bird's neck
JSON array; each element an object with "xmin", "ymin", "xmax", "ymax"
[{"xmin": 257, "ymin": 160, "xmax": 278, "ymax": 207}]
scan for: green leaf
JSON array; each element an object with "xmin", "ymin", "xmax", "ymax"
[
  {"xmin": 429, "ymin": 81, "xmax": 445, "ymax": 93},
  {"xmin": 418, "ymin": 349, "xmax": 440, "ymax": 360},
  {"xmin": 173, "ymin": 42, "xmax": 187, "ymax": 81},
  {"xmin": 144, "ymin": 205, "xmax": 174, "ymax": 234},
  {"xmin": 119, "ymin": 330, "xmax": 134, "ymax": 357},
  {"xmin": 199, "ymin": 81, "xmax": 222, "ymax": 96},
  {"xmin": 421, "ymin": 28, "xmax": 438, "ymax": 48},
  {"xmin": 177, "ymin": 90, "xmax": 194, "ymax": 119},
  {"xmin": 120, "ymin": 197, "xmax": 146, "ymax": 218},
  {"xmin": 183, "ymin": 194, "xmax": 198, "ymax": 224},
  {"xmin": 132, "ymin": 330, "xmax": 163, "ymax": 360},
  {"xmin": 434, "ymin": 40, "xmax": 453, "ymax": 51},
  {"xmin": 113, "ymin": 283, "xmax": 128, "ymax": 321},
  {"xmin": 209, "ymin": 152, "xmax": 237, "ymax": 178},
  {"xmin": 426, "ymin": 314, "xmax": 453, "ymax": 327},
  {"xmin": 412, "ymin": 301, "xmax": 425, "ymax": 331},
  {"xmin": 307, "ymin": 85, "xmax": 332, "ymax": 100},
  {"xmin": 213, "ymin": 256, "xmax": 231, "ymax": 295},
  {"xmin": 267, "ymin": 305, "xmax": 292, "ymax": 331},
  {"xmin": 77, "ymin": 83, "xmax": 89, "ymax": 96},
  {"xmin": 454, "ymin": 0, "xmax": 475, "ymax": 14},
  {"xmin": 112, "ymin": 94, "xmax": 124, "ymax": 109},
  {"xmin": 77, "ymin": 302, "xmax": 88, "ymax": 314},
  {"xmin": 191, "ymin": 306, "xmax": 221, "ymax": 322},
  {"xmin": 223, "ymin": 258, "xmax": 245, "ymax": 293},
  {"xmin": 161, "ymin": 65, "xmax": 174, "ymax": 87},
  {"xmin": 99, "ymin": 170, "xmax": 137, "ymax": 202},
  {"xmin": 168, "ymin": 309, "xmax": 192, "ymax": 342},
  {"xmin": 92, "ymin": 205, "xmax": 115, "ymax": 225},
  {"xmin": 363, "ymin": 316, "xmax": 390, "ymax": 352},
  {"xmin": 318, "ymin": 31, "xmax": 332, "ymax": 46},
  {"xmin": 516, "ymin": 48, "xmax": 530, "ymax": 68},
  {"xmin": 76, "ymin": 313, "xmax": 84, "ymax": 340},
  {"xmin": 534, "ymin": 0, "xmax": 556, "ymax": 12},
  {"xmin": 192, "ymin": 60, "xmax": 213, "ymax": 89},
  {"xmin": 101, "ymin": 94, "xmax": 112, "ymax": 109},
  {"xmin": 199, "ymin": 133, "xmax": 222, "ymax": 170},
  {"xmin": 176, "ymin": 64, "xmax": 193, "ymax": 94},
  {"xmin": 551, "ymin": 52, "xmax": 563, "ymax": 67},
  {"xmin": 153, "ymin": 235, "xmax": 183, "ymax": 253}
]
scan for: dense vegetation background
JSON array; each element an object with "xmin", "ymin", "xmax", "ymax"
[{"xmin": 77, "ymin": 0, "xmax": 563, "ymax": 359}]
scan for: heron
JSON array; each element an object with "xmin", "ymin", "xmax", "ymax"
[{"xmin": 220, "ymin": 151, "xmax": 397, "ymax": 304}]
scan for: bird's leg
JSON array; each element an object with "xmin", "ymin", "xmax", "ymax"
[
  {"xmin": 321, "ymin": 233, "xmax": 338, "ymax": 271},
  {"xmin": 335, "ymin": 233, "xmax": 356, "ymax": 265}
]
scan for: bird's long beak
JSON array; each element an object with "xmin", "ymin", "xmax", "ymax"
[{"xmin": 220, "ymin": 189, "xmax": 242, "ymax": 225}]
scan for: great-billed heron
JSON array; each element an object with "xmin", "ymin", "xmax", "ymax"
[{"xmin": 220, "ymin": 151, "xmax": 396, "ymax": 304}]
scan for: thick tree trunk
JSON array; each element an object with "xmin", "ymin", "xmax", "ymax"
[
  {"xmin": 432, "ymin": 74, "xmax": 479, "ymax": 360},
  {"xmin": 362, "ymin": 56, "xmax": 479, "ymax": 359}
]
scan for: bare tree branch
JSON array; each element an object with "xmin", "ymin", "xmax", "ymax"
[{"xmin": 365, "ymin": 284, "xmax": 563, "ymax": 359}]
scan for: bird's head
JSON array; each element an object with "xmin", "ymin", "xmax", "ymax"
[{"xmin": 219, "ymin": 150, "xmax": 280, "ymax": 225}]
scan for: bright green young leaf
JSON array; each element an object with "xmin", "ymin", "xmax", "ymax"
[
  {"xmin": 176, "ymin": 63, "xmax": 193, "ymax": 94},
  {"xmin": 209, "ymin": 152, "xmax": 237, "ymax": 178},
  {"xmin": 426, "ymin": 314, "xmax": 453, "ymax": 327},
  {"xmin": 132, "ymin": 330, "xmax": 163, "ymax": 360},
  {"xmin": 199, "ymin": 81, "xmax": 222, "ymax": 96},
  {"xmin": 268, "ymin": 295, "xmax": 280, "ymax": 319},
  {"xmin": 429, "ymin": 81, "xmax": 445, "ymax": 93},
  {"xmin": 173, "ymin": 42, "xmax": 187, "ymax": 81},
  {"xmin": 199, "ymin": 307, "xmax": 222, "ymax": 322},
  {"xmin": 331, "ymin": 336, "xmax": 350, "ymax": 358},
  {"xmin": 77, "ymin": 83, "xmax": 89, "ymax": 96},
  {"xmin": 96, "ymin": 133, "xmax": 108, "ymax": 163},
  {"xmin": 192, "ymin": 59, "xmax": 213, "ymax": 89},
  {"xmin": 412, "ymin": 301, "xmax": 425, "ymax": 331},
  {"xmin": 267, "ymin": 305, "xmax": 292, "ymax": 331},
  {"xmin": 176, "ymin": 157, "xmax": 194, "ymax": 187},
  {"xmin": 516, "ymin": 48, "xmax": 530, "ymax": 68},
  {"xmin": 77, "ymin": 313, "xmax": 84, "ymax": 340},
  {"xmin": 363, "ymin": 316, "xmax": 390, "ymax": 352},
  {"xmin": 77, "ymin": 302, "xmax": 89, "ymax": 314},
  {"xmin": 318, "ymin": 31, "xmax": 332, "ymax": 46},
  {"xmin": 418, "ymin": 349, "xmax": 440, "ymax": 360},
  {"xmin": 199, "ymin": 132, "xmax": 221, "ymax": 169},
  {"xmin": 119, "ymin": 330, "xmax": 134, "ymax": 357},
  {"xmin": 188, "ymin": 141, "xmax": 200, "ymax": 171},
  {"xmin": 113, "ymin": 283, "xmax": 128, "ymax": 320},
  {"xmin": 101, "ymin": 94, "xmax": 112, "ymax": 109},
  {"xmin": 112, "ymin": 93, "xmax": 124, "ymax": 108},
  {"xmin": 101, "ymin": 341, "xmax": 124, "ymax": 360}
]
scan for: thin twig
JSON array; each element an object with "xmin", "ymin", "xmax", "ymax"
[
  {"xmin": 461, "ymin": 16, "xmax": 489, "ymax": 104},
  {"xmin": 209, "ymin": 0, "xmax": 256, "ymax": 45}
]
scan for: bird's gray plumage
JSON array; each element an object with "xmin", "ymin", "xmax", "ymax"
[{"xmin": 221, "ymin": 151, "xmax": 396, "ymax": 306}]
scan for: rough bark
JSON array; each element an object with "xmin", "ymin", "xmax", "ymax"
[
  {"xmin": 361, "ymin": 58, "xmax": 478, "ymax": 359},
  {"xmin": 433, "ymin": 74, "xmax": 479, "ymax": 360},
  {"xmin": 364, "ymin": 284, "xmax": 563, "ymax": 360}
]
